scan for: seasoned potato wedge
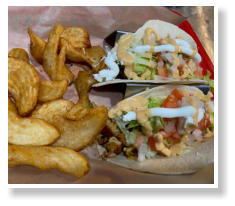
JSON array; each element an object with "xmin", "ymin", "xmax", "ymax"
[
  {"xmin": 8, "ymin": 57, "xmax": 39, "ymax": 116},
  {"xmin": 32, "ymin": 99, "xmax": 108, "ymax": 151},
  {"xmin": 43, "ymin": 24, "xmax": 74, "ymax": 84},
  {"xmin": 8, "ymin": 145, "xmax": 90, "ymax": 178},
  {"xmin": 8, "ymin": 97, "xmax": 60, "ymax": 145},
  {"xmin": 28, "ymin": 28, "xmax": 46, "ymax": 64},
  {"xmin": 66, "ymin": 70, "xmax": 96, "ymax": 120},
  {"xmin": 39, "ymin": 80, "xmax": 67, "ymax": 102},
  {"xmin": 8, "ymin": 48, "xmax": 29, "ymax": 63}
]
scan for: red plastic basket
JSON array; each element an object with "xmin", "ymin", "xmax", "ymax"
[{"xmin": 170, "ymin": 9, "xmax": 214, "ymax": 79}]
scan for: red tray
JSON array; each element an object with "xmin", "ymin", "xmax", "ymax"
[{"xmin": 171, "ymin": 9, "xmax": 214, "ymax": 79}]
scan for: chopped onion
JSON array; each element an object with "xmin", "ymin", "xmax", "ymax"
[
  {"xmin": 170, "ymin": 65, "xmax": 177, "ymax": 72},
  {"xmin": 192, "ymin": 129, "xmax": 203, "ymax": 142},
  {"xmin": 138, "ymin": 143, "xmax": 148, "ymax": 162},
  {"xmin": 157, "ymin": 60, "xmax": 164, "ymax": 68},
  {"xmin": 165, "ymin": 120, "xmax": 176, "ymax": 133},
  {"xmin": 161, "ymin": 52, "xmax": 174, "ymax": 64}
]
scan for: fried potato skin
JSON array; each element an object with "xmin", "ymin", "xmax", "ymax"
[
  {"xmin": 66, "ymin": 70, "xmax": 97, "ymax": 120},
  {"xmin": 8, "ymin": 48, "xmax": 29, "ymax": 63},
  {"xmin": 28, "ymin": 28, "xmax": 46, "ymax": 64},
  {"xmin": 43, "ymin": 24, "xmax": 74, "ymax": 84},
  {"xmin": 61, "ymin": 42, "xmax": 106, "ymax": 73},
  {"xmin": 31, "ymin": 99, "xmax": 108, "ymax": 151},
  {"xmin": 8, "ymin": 98, "xmax": 60, "ymax": 146},
  {"xmin": 83, "ymin": 46, "xmax": 106, "ymax": 73},
  {"xmin": 38, "ymin": 80, "xmax": 68, "ymax": 102},
  {"xmin": 61, "ymin": 26, "xmax": 91, "ymax": 49},
  {"xmin": 66, "ymin": 104, "xmax": 90, "ymax": 121},
  {"xmin": 8, "ymin": 145, "xmax": 90, "ymax": 178},
  {"xmin": 8, "ymin": 57, "xmax": 39, "ymax": 116},
  {"xmin": 75, "ymin": 70, "xmax": 97, "ymax": 107}
]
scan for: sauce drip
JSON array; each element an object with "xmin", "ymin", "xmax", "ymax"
[
  {"xmin": 109, "ymin": 95, "xmax": 152, "ymax": 135},
  {"xmin": 117, "ymin": 33, "xmax": 134, "ymax": 66},
  {"xmin": 144, "ymin": 28, "xmax": 159, "ymax": 45},
  {"xmin": 182, "ymin": 89, "xmax": 199, "ymax": 125}
]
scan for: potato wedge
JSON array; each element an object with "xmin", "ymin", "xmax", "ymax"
[
  {"xmin": 8, "ymin": 48, "xmax": 29, "ymax": 63},
  {"xmin": 61, "ymin": 26, "xmax": 91, "ymax": 49},
  {"xmin": 43, "ymin": 24, "xmax": 74, "ymax": 84},
  {"xmin": 8, "ymin": 145, "xmax": 90, "ymax": 178},
  {"xmin": 61, "ymin": 40, "xmax": 106, "ymax": 73},
  {"xmin": 66, "ymin": 70, "xmax": 96, "ymax": 120},
  {"xmin": 39, "ymin": 80, "xmax": 67, "ymax": 102},
  {"xmin": 8, "ymin": 57, "xmax": 39, "ymax": 116},
  {"xmin": 8, "ymin": 97, "xmax": 60, "ymax": 145},
  {"xmin": 32, "ymin": 99, "xmax": 108, "ymax": 151},
  {"xmin": 28, "ymin": 28, "xmax": 46, "ymax": 64}
]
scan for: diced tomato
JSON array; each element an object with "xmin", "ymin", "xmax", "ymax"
[
  {"xmin": 198, "ymin": 115, "xmax": 210, "ymax": 131},
  {"xmin": 148, "ymin": 136, "xmax": 157, "ymax": 151},
  {"xmin": 157, "ymin": 66, "xmax": 168, "ymax": 77},
  {"xmin": 172, "ymin": 132, "xmax": 181, "ymax": 139},
  {"xmin": 162, "ymin": 94, "xmax": 179, "ymax": 108},
  {"xmin": 194, "ymin": 68, "xmax": 203, "ymax": 78},
  {"xmin": 172, "ymin": 88, "xmax": 183, "ymax": 100},
  {"xmin": 134, "ymin": 135, "xmax": 145, "ymax": 148},
  {"xmin": 178, "ymin": 65, "xmax": 184, "ymax": 76},
  {"xmin": 161, "ymin": 130, "xmax": 180, "ymax": 139}
]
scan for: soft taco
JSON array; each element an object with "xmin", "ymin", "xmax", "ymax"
[
  {"xmin": 97, "ymin": 85, "xmax": 214, "ymax": 174},
  {"xmin": 93, "ymin": 20, "xmax": 208, "ymax": 87}
]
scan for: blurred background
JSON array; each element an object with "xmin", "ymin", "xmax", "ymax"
[{"xmin": 167, "ymin": 6, "xmax": 214, "ymax": 63}]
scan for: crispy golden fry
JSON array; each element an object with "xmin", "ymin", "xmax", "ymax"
[
  {"xmin": 61, "ymin": 26, "xmax": 91, "ymax": 49},
  {"xmin": 8, "ymin": 57, "xmax": 39, "ymax": 116},
  {"xmin": 38, "ymin": 80, "xmax": 67, "ymax": 102},
  {"xmin": 61, "ymin": 38, "xmax": 106, "ymax": 73},
  {"xmin": 66, "ymin": 104, "xmax": 90, "ymax": 121},
  {"xmin": 66, "ymin": 70, "xmax": 96, "ymax": 120},
  {"xmin": 31, "ymin": 99, "xmax": 108, "ymax": 151},
  {"xmin": 8, "ymin": 145, "xmax": 90, "ymax": 178},
  {"xmin": 75, "ymin": 71, "xmax": 97, "ymax": 107},
  {"xmin": 43, "ymin": 24, "xmax": 74, "ymax": 84},
  {"xmin": 28, "ymin": 28, "xmax": 46, "ymax": 64},
  {"xmin": 8, "ymin": 48, "xmax": 29, "ymax": 63},
  {"xmin": 8, "ymin": 98, "xmax": 60, "ymax": 146},
  {"xmin": 83, "ymin": 46, "xmax": 106, "ymax": 73}
]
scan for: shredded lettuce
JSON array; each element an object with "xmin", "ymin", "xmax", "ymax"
[
  {"xmin": 122, "ymin": 111, "xmax": 128, "ymax": 115},
  {"xmin": 165, "ymin": 62, "xmax": 170, "ymax": 72},
  {"xmin": 134, "ymin": 64, "xmax": 147, "ymax": 75},
  {"xmin": 148, "ymin": 96, "xmax": 166, "ymax": 108},
  {"xmin": 127, "ymin": 120, "xmax": 140, "ymax": 129},
  {"xmin": 209, "ymin": 123, "xmax": 214, "ymax": 131},
  {"xmin": 163, "ymin": 139, "xmax": 172, "ymax": 147},
  {"xmin": 115, "ymin": 117, "xmax": 129, "ymax": 137},
  {"xmin": 150, "ymin": 68, "xmax": 156, "ymax": 80},
  {"xmin": 115, "ymin": 117, "xmax": 138, "ymax": 145},
  {"xmin": 135, "ymin": 55, "xmax": 150, "ymax": 67},
  {"xmin": 209, "ymin": 112, "xmax": 214, "ymax": 131},
  {"xmin": 204, "ymin": 71, "xmax": 214, "ymax": 92},
  {"xmin": 149, "ymin": 116, "xmax": 166, "ymax": 133}
]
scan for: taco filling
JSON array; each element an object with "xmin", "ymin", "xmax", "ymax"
[
  {"xmin": 97, "ymin": 88, "xmax": 214, "ymax": 161},
  {"xmin": 94, "ymin": 26, "xmax": 203, "ymax": 82}
]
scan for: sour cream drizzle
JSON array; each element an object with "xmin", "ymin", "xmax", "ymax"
[{"xmin": 132, "ymin": 44, "xmax": 201, "ymax": 63}]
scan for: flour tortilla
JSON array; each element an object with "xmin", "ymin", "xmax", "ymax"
[
  {"xmin": 101, "ymin": 85, "xmax": 214, "ymax": 175},
  {"xmin": 93, "ymin": 20, "xmax": 204, "ymax": 87},
  {"xmin": 134, "ymin": 19, "xmax": 197, "ymax": 49}
]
